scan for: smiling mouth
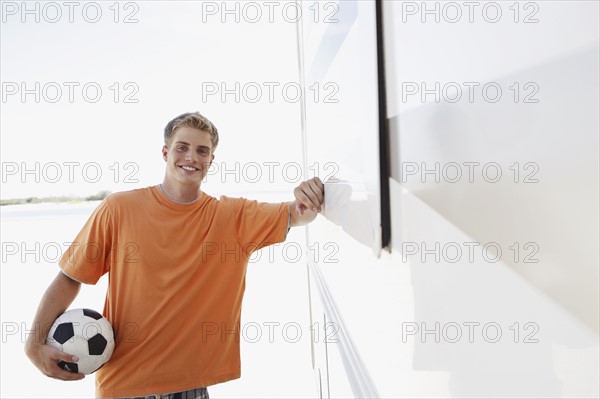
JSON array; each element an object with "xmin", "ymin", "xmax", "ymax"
[{"xmin": 179, "ymin": 165, "xmax": 199, "ymax": 171}]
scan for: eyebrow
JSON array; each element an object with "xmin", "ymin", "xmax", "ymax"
[{"xmin": 175, "ymin": 141, "xmax": 211, "ymax": 149}]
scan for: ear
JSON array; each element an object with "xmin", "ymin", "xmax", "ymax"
[{"xmin": 162, "ymin": 145, "xmax": 168, "ymax": 161}]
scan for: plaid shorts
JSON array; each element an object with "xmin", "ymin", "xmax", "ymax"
[{"xmin": 112, "ymin": 387, "xmax": 209, "ymax": 399}]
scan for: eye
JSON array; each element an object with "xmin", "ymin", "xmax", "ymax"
[
  {"xmin": 198, "ymin": 148, "xmax": 210, "ymax": 156},
  {"xmin": 176, "ymin": 145, "xmax": 187, "ymax": 152}
]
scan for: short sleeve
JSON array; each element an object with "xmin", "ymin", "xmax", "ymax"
[
  {"xmin": 233, "ymin": 199, "xmax": 289, "ymax": 252},
  {"xmin": 59, "ymin": 198, "xmax": 114, "ymax": 285}
]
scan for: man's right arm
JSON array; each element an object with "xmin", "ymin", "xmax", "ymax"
[{"xmin": 24, "ymin": 271, "xmax": 86, "ymax": 381}]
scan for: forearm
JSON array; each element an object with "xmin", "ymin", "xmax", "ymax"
[
  {"xmin": 25, "ymin": 271, "xmax": 81, "ymax": 352},
  {"xmin": 24, "ymin": 271, "xmax": 85, "ymax": 380}
]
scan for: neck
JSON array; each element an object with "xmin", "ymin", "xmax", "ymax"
[{"xmin": 160, "ymin": 179, "xmax": 201, "ymax": 203}]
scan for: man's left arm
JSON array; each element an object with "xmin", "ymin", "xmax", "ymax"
[{"xmin": 288, "ymin": 177, "xmax": 325, "ymax": 227}]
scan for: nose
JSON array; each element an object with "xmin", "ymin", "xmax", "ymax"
[{"xmin": 184, "ymin": 149, "xmax": 197, "ymax": 162}]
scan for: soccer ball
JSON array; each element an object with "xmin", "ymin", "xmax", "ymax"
[{"xmin": 46, "ymin": 308, "xmax": 115, "ymax": 374}]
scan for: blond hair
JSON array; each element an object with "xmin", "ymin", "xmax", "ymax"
[{"xmin": 164, "ymin": 112, "xmax": 219, "ymax": 151}]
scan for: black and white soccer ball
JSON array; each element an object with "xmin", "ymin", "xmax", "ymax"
[{"xmin": 46, "ymin": 308, "xmax": 115, "ymax": 374}]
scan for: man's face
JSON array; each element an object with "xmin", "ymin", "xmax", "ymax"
[{"xmin": 162, "ymin": 127, "xmax": 214, "ymax": 186}]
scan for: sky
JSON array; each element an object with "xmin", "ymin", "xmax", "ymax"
[{"xmin": 1, "ymin": 1, "xmax": 304, "ymax": 200}]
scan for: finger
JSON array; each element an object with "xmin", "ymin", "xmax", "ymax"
[
  {"xmin": 47, "ymin": 348, "xmax": 86, "ymax": 380},
  {"xmin": 314, "ymin": 176, "xmax": 325, "ymax": 191},
  {"xmin": 48, "ymin": 360, "xmax": 86, "ymax": 381},
  {"xmin": 295, "ymin": 187, "xmax": 316, "ymax": 212},
  {"xmin": 311, "ymin": 178, "xmax": 325, "ymax": 204},
  {"xmin": 52, "ymin": 348, "xmax": 79, "ymax": 364},
  {"xmin": 301, "ymin": 181, "xmax": 323, "ymax": 212},
  {"xmin": 56, "ymin": 352, "xmax": 79, "ymax": 363}
]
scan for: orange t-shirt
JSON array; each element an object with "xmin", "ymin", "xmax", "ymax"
[{"xmin": 59, "ymin": 186, "xmax": 289, "ymax": 398}]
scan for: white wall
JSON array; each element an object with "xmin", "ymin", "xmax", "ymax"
[
  {"xmin": 384, "ymin": 0, "xmax": 599, "ymax": 334},
  {"xmin": 384, "ymin": 0, "xmax": 599, "ymax": 397},
  {"xmin": 300, "ymin": 0, "xmax": 599, "ymax": 398}
]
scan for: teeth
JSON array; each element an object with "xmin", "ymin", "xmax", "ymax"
[{"xmin": 181, "ymin": 166, "xmax": 197, "ymax": 171}]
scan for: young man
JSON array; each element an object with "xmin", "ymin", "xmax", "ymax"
[{"xmin": 24, "ymin": 112, "xmax": 325, "ymax": 399}]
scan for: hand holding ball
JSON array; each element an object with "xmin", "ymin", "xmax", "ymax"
[{"xmin": 46, "ymin": 308, "xmax": 115, "ymax": 374}]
